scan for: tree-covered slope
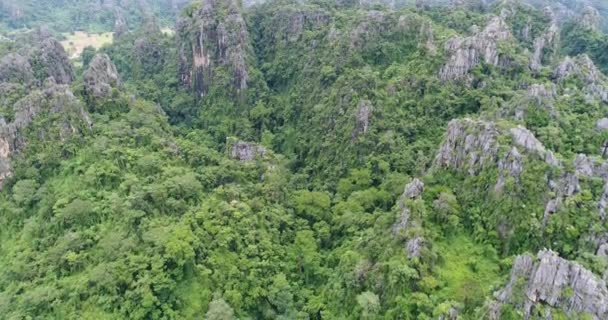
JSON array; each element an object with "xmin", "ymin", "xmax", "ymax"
[{"xmin": 1, "ymin": 0, "xmax": 608, "ymax": 319}]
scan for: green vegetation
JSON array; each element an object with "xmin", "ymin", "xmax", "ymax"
[{"xmin": 0, "ymin": 0, "xmax": 607, "ymax": 319}]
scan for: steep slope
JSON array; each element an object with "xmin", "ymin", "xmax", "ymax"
[{"xmin": 1, "ymin": 1, "xmax": 608, "ymax": 319}]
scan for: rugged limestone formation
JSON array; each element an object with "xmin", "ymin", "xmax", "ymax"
[
  {"xmin": 490, "ymin": 250, "xmax": 608, "ymax": 320},
  {"xmin": 596, "ymin": 118, "xmax": 608, "ymax": 132},
  {"xmin": 132, "ymin": 36, "xmax": 166, "ymax": 77},
  {"xmin": 434, "ymin": 118, "xmax": 500, "ymax": 175},
  {"xmin": 230, "ymin": 141, "xmax": 266, "ymax": 161},
  {"xmin": 529, "ymin": 9, "xmax": 559, "ymax": 72},
  {"xmin": 113, "ymin": 10, "xmax": 128, "ymax": 39},
  {"xmin": 29, "ymin": 37, "xmax": 75, "ymax": 85},
  {"xmin": 353, "ymin": 100, "xmax": 372, "ymax": 137},
  {"xmin": 431, "ymin": 118, "xmax": 608, "ymax": 221},
  {"xmin": 579, "ymin": 5, "xmax": 601, "ymax": 32},
  {"xmin": 439, "ymin": 16, "xmax": 512, "ymax": 81},
  {"xmin": 267, "ymin": 6, "xmax": 331, "ymax": 44},
  {"xmin": 510, "ymin": 126, "xmax": 546, "ymax": 155},
  {"xmin": 83, "ymin": 54, "xmax": 122, "ymax": 98},
  {"xmin": 403, "ymin": 178, "xmax": 424, "ymax": 199},
  {"xmin": 177, "ymin": 0, "xmax": 251, "ymax": 98},
  {"xmin": 349, "ymin": 10, "xmax": 392, "ymax": 50},
  {"xmin": 393, "ymin": 178, "xmax": 426, "ymax": 258},
  {"xmin": 0, "ymin": 53, "xmax": 34, "ymax": 85},
  {"xmin": 0, "ymin": 82, "xmax": 91, "ymax": 187},
  {"xmin": 553, "ymin": 55, "xmax": 608, "ymax": 103}
]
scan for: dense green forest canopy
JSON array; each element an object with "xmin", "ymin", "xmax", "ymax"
[{"xmin": 1, "ymin": 0, "xmax": 608, "ymax": 319}]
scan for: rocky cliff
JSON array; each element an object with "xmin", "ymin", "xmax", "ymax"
[
  {"xmin": 177, "ymin": 0, "xmax": 251, "ymax": 98},
  {"xmin": 489, "ymin": 250, "xmax": 608, "ymax": 320},
  {"xmin": 0, "ymin": 81, "xmax": 91, "ymax": 188},
  {"xmin": 439, "ymin": 16, "xmax": 512, "ymax": 81},
  {"xmin": 83, "ymin": 54, "xmax": 122, "ymax": 98}
]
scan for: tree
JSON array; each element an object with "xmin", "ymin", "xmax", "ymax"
[{"xmin": 205, "ymin": 298, "xmax": 236, "ymax": 320}]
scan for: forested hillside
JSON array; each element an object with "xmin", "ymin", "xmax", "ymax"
[{"xmin": 1, "ymin": 0, "xmax": 608, "ymax": 319}]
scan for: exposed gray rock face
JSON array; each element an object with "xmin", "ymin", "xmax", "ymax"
[
  {"xmin": 113, "ymin": 10, "xmax": 128, "ymax": 39},
  {"xmin": 434, "ymin": 118, "xmax": 500, "ymax": 175},
  {"xmin": 393, "ymin": 179, "xmax": 424, "ymax": 236},
  {"xmin": 596, "ymin": 118, "xmax": 608, "ymax": 132},
  {"xmin": 0, "ymin": 53, "xmax": 34, "ymax": 85},
  {"xmin": 177, "ymin": 0, "xmax": 251, "ymax": 97},
  {"xmin": 354, "ymin": 100, "xmax": 372, "ymax": 137},
  {"xmin": 349, "ymin": 10, "xmax": 392, "ymax": 50},
  {"xmin": 495, "ymin": 146, "xmax": 523, "ymax": 192},
  {"xmin": 29, "ymin": 38, "xmax": 74, "ymax": 85},
  {"xmin": 403, "ymin": 178, "xmax": 424, "ymax": 199},
  {"xmin": 269, "ymin": 6, "xmax": 331, "ymax": 44},
  {"xmin": 230, "ymin": 141, "xmax": 266, "ymax": 161},
  {"xmin": 530, "ymin": 9, "xmax": 559, "ymax": 72},
  {"xmin": 0, "ymin": 82, "xmax": 91, "ymax": 188},
  {"xmin": 393, "ymin": 178, "xmax": 426, "ymax": 259},
  {"xmin": 553, "ymin": 55, "xmax": 608, "ymax": 103},
  {"xmin": 527, "ymin": 83, "xmax": 556, "ymax": 101},
  {"xmin": 573, "ymin": 154, "xmax": 608, "ymax": 179},
  {"xmin": 397, "ymin": 14, "xmax": 437, "ymax": 54},
  {"xmin": 439, "ymin": 16, "xmax": 512, "ymax": 81},
  {"xmin": 510, "ymin": 126, "xmax": 546, "ymax": 155},
  {"xmin": 432, "ymin": 117, "xmax": 608, "ymax": 223},
  {"xmin": 491, "ymin": 250, "xmax": 608, "ymax": 320},
  {"xmin": 83, "ymin": 54, "xmax": 122, "ymax": 98},
  {"xmin": 579, "ymin": 5, "xmax": 601, "ymax": 31},
  {"xmin": 405, "ymin": 236, "xmax": 424, "ymax": 258},
  {"xmin": 132, "ymin": 36, "xmax": 166, "ymax": 77}
]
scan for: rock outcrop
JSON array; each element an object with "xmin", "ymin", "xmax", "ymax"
[
  {"xmin": 529, "ymin": 9, "xmax": 559, "ymax": 72},
  {"xmin": 553, "ymin": 55, "xmax": 608, "ymax": 103},
  {"xmin": 83, "ymin": 54, "xmax": 122, "ymax": 98},
  {"xmin": 267, "ymin": 6, "xmax": 331, "ymax": 44},
  {"xmin": 0, "ymin": 53, "xmax": 34, "ymax": 85},
  {"xmin": 434, "ymin": 118, "xmax": 500, "ymax": 175},
  {"xmin": 393, "ymin": 178, "xmax": 426, "ymax": 259},
  {"xmin": 439, "ymin": 16, "xmax": 512, "ymax": 81},
  {"xmin": 579, "ymin": 5, "xmax": 601, "ymax": 32},
  {"xmin": 230, "ymin": 141, "xmax": 266, "ymax": 161},
  {"xmin": 0, "ymin": 82, "xmax": 91, "ymax": 187},
  {"xmin": 509, "ymin": 126, "xmax": 546, "ymax": 155},
  {"xmin": 177, "ymin": 0, "xmax": 251, "ymax": 97},
  {"xmin": 489, "ymin": 250, "xmax": 608, "ymax": 320},
  {"xmin": 353, "ymin": 100, "xmax": 372, "ymax": 138},
  {"xmin": 28, "ymin": 37, "xmax": 74, "ymax": 85},
  {"xmin": 596, "ymin": 118, "xmax": 608, "ymax": 132},
  {"xmin": 113, "ymin": 10, "xmax": 128, "ymax": 39}
]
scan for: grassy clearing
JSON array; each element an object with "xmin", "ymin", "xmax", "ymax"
[
  {"xmin": 435, "ymin": 235, "xmax": 503, "ymax": 312},
  {"xmin": 61, "ymin": 31, "xmax": 113, "ymax": 59}
]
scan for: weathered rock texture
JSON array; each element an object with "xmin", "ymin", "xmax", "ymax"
[
  {"xmin": 113, "ymin": 10, "xmax": 128, "ymax": 39},
  {"xmin": 83, "ymin": 54, "xmax": 122, "ymax": 98},
  {"xmin": 434, "ymin": 118, "xmax": 501, "ymax": 175},
  {"xmin": 177, "ymin": 0, "xmax": 251, "ymax": 97},
  {"xmin": 553, "ymin": 55, "xmax": 608, "ymax": 103},
  {"xmin": 29, "ymin": 37, "xmax": 75, "ymax": 85},
  {"xmin": 0, "ymin": 82, "xmax": 91, "ymax": 187},
  {"xmin": 266, "ymin": 6, "xmax": 331, "ymax": 45},
  {"xmin": 230, "ymin": 141, "xmax": 266, "ymax": 161},
  {"xmin": 579, "ymin": 5, "xmax": 601, "ymax": 32},
  {"xmin": 393, "ymin": 178, "xmax": 426, "ymax": 259},
  {"xmin": 0, "ymin": 53, "xmax": 34, "ymax": 85},
  {"xmin": 353, "ymin": 100, "xmax": 372, "ymax": 138},
  {"xmin": 529, "ymin": 9, "xmax": 559, "ymax": 72},
  {"xmin": 439, "ymin": 16, "xmax": 512, "ymax": 81},
  {"xmin": 489, "ymin": 250, "xmax": 608, "ymax": 320}
]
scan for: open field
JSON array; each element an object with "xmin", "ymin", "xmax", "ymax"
[{"xmin": 61, "ymin": 31, "xmax": 113, "ymax": 59}]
